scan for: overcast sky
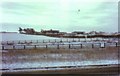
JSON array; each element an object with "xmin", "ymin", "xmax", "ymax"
[{"xmin": 0, "ymin": 0, "xmax": 119, "ymax": 32}]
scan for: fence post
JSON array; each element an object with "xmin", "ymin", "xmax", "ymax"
[
  {"xmin": 43, "ymin": 40, "xmax": 44, "ymax": 43},
  {"xmin": 2, "ymin": 46, "xmax": 4, "ymax": 50},
  {"xmin": 34, "ymin": 45, "xmax": 36, "ymax": 49},
  {"xmin": 24, "ymin": 45, "xmax": 26, "ymax": 49},
  {"xmin": 46, "ymin": 45, "xmax": 48, "ymax": 49},
  {"xmin": 80, "ymin": 44, "xmax": 82, "ymax": 48},
  {"xmin": 57, "ymin": 44, "xmax": 59, "ymax": 49},
  {"xmin": 116, "ymin": 42, "xmax": 118, "ymax": 47},
  {"xmin": 69, "ymin": 44, "xmax": 71, "ymax": 49},
  {"xmin": 104, "ymin": 43, "xmax": 106, "ymax": 48},
  {"xmin": 13, "ymin": 45, "xmax": 15, "ymax": 49},
  {"xmin": 55, "ymin": 39, "xmax": 56, "ymax": 42},
  {"xmin": 92, "ymin": 44, "xmax": 94, "ymax": 48}
]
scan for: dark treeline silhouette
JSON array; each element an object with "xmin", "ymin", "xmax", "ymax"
[
  {"xmin": 18, "ymin": 27, "xmax": 120, "ymax": 38},
  {"xmin": 19, "ymin": 27, "xmax": 36, "ymax": 34}
]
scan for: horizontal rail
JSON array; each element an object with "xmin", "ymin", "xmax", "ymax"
[
  {"xmin": 0, "ymin": 42, "xmax": 118, "ymax": 50},
  {"xmin": 1, "ymin": 38, "xmax": 118, "ymax": 45}
]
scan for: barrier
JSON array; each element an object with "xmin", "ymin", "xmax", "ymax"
[{"xmin": 1, "ymin": 40, "xmax": 118, "ymax": 50}]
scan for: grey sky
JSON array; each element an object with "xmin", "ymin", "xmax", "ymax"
[{"xmin": 0, "ymin": 0, "xmax": 118, "ymax": 32}]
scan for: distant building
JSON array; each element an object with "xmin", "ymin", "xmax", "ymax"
[
  {"xmin": 72, "ymin": 31, "xmax": 85, "ymax": 34},
  {"xmin": 64, "ymin": 33, "xmax": 77, "ymax": 36},
  {"xmin": 59, "ymin": 32, "xmax": 67, "ymax": 34},
  {"xmin": 41, "ymin": 29, "xmax": 59, "ymax": 34}
]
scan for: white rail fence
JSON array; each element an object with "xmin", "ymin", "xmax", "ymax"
[{"xmin": 0, "ymin": 39, "xmax": 118, "ymax": 50}]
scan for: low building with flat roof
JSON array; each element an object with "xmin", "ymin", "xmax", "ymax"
[
  {"xmin": 41, "ymin": 29, "xmax": 59, "ymax": 34},
  {"xmin": 72, "ymin": 31, "xmax": 85, "ymax": 34}
]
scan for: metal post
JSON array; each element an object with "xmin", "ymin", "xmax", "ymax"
[
  {"xmin": 2, "ymin": 46, "xmax": 4, "ymax": 50},
  {"xmin": 80, "ymin": 44, "xmax": 82, "ymax": 48},
  {"xmin": 92, "ymin": 44, "xmax": 94, "ymax": 48},
  {"xmin": 34, "ymin": 45, "xmax": 36, "ymax": 49},
  {"xmin": 116, "ymin": 42, "xmax": 117, "ymax": 47},
  {"xmin": 46, "ymin": 45, "xmax": 48, "ymax": 49},
  {"xmin": 57, "ymin": 44, "xmax": 59, "ymax": 49},
  {"xmin": 69, "ymin": 44, "xmax": 71, "ymax": 49},
  {"xmin": 13, "ymin": 46, "xmax": 15, "ymax": 49},
  {"xmin": 104, "ymin": 43, "xmax": 106, "ymax": 48},
  {"xmin": 24, "ymin": 45, "xmax": 26, "ymax": 49}
]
